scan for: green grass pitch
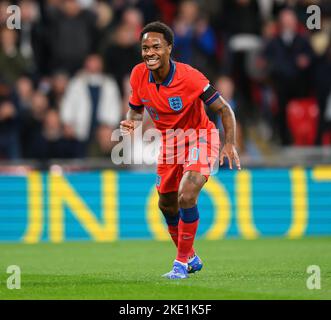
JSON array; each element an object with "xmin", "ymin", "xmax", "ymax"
[{"xmin": 0, "ymin": 237, "xmax": 330, "ymax": 300}]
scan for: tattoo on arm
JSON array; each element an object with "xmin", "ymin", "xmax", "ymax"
[
  {"xmin": 219, "ymin": 102, "xmax": 236, "ymax": 144},
  {"xmin": 209, "ymin": 96, "xmax": 236, "ymax": 145}
]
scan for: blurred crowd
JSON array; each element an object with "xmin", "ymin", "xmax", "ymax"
[{"xmin": 0, "ymin": 0, "xmax": 331, "ymax": 162}]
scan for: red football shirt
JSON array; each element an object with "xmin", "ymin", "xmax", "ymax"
[{"xmin": 129, "ymin": 60, "xmax": 217, "ymax": 161}]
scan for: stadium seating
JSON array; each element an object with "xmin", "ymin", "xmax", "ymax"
[{"xmin": 286, "ymin": 98, "xmax": 320, "ymax": 145}]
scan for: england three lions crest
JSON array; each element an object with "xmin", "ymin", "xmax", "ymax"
[{"xmin": 168, "ymin": 96, "xmax": 183, "ymax": 111}]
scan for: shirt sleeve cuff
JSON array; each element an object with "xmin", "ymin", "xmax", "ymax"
[{"xmin": 129, "ymin": 102, "xmax": 144, "ymax": 111}]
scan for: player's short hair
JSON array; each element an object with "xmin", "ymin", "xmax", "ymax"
[{"xmin": 140, "ymin": 21, "xmax": 174, "ymax": 46}]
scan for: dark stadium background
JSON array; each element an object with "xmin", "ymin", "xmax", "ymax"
[{"xmin": 0, "ymin": 0, "xmax": 330, "ymax": 300}]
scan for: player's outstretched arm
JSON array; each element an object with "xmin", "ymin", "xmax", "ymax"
[
  {"xmin": 209, "ymin": 96, "xmax": 241, "ymax": 170},
  {"xmin": 120, "ymin": 108, "xmax": 144, "ymax": 135}
]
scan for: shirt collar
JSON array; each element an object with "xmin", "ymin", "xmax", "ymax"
[{"xmin": 148, "ymin": 60, "xmax": 176, "ymax": 87}]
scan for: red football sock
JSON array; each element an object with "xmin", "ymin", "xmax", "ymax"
[
  {"xmin": 168, "ymin": 225, "xmax": 178, "ymax": 247},
  {"xmin": 176, "ymin": 219, "xmax": 199, "ymax": 263},
  {"xmin": 168, "ymin": 225, "xmax": 195, "ymax": 257}
]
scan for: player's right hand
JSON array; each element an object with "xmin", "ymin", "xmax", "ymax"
[{"xmin": 120, "ymin": 120, "xmax": 135, "ymax": 136}]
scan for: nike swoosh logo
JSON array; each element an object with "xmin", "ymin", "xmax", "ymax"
[
  {"xmin": 142, "ymin": 98, "xmax": 150, "ymax": 102},
  {"xmin": 182, "ymin": 235, "xmax": 193, "ymax": 240}
]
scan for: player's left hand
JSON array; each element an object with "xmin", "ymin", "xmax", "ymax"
[{"xmin": 220, "ymin": 143, "xmax": 241, "ymax": 170}]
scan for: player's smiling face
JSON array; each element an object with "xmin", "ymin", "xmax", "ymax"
[{"xmin": 141, "ymin": 32, "xmax": 172, "ymax": 71}]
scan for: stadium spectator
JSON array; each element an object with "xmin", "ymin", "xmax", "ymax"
[
  {"xmin": 102, "ymin": 22, "xmax": 141, "ymax": 95},
  {"xmin": 172, "ymin": 0, "xmax": 217, "ymax": 80},
  {"xmin": 222, "ymin": 0, "xmax": 262, "ymax": 36},
  {"xmin": 46, "ymin": 0, "xmax": 97, "ymax": 75},
  {"xmin": 27, "ymin": 108, "xmax": 77, "ymax": 160},
  {"xmin": 88, "ymin": 124, "xmax": 115, "ymax": 158},
  {"xmin": 0, "ymin": 28, "xmax": 29, "ymax": 86},
  {"xmin": 17, "ymin": 0, "xmax": 44, "ymax": 77},
  {"xmin": 121, "ymin": 7, "xmax": 144, "ymax": 42},
  {"xmin": 134, "ymin": 0, "xmax": 159, "ymax": 25},
  {"xmin": 12, "ymin": 75, "xmax": 34, "ymax": 112},
  {"xmin": 264, "ymin": 8, "xmax": 315, "ymax": 145},
  {"xmin": 257, "ymin": 0, "xmax": 288, "ymax": 22},
  {"xmin": 192, "ymin": 14, "xmax": 218, "ymax": 81},
  {"xmin": 245, "ymin": 20, "xmax": 279, "ymax": 144},
  {"xmin": 214, "ymin": 75, "xmax": 245, "ymax": 153},
  {"xmin": 60, "ymin": 54, "xmax": 121, "ymax": 157},
  {"xmin": 172, "ymin": 0, "xmax": 199, "ymax": 64},
  {"xmin": 47, "ymin": 71, "xmax": 70, "ymax": 110},
  {"xmin": 154, "ymin": 0, "xmax": 177, "ymax": 25},
  {"xmin": 19, "ymin": 90, "xmax": 49, "ymax": 158},
  {"xmin": 94, "ymin": 0, "xmax": 115, "ymax": 49},
  {"xmin": 121, "ymin": 74, "xmax": 131, "ymax": 118},
  {"xmin": 220, "ymin": 0, "xmax": 264, "ymax": 118},
  {"xmin": 107, "ymin": 0, "xmax": 155, "ymax": 26},
  {"xmin": 0, "ymin": 100, "xmax": 20, "ymax": 159}
]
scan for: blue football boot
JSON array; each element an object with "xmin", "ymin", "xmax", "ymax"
[
  {"xmin": 162, "ymin": 261, "xmax": 189, "ymax": 279},
  {"xmin": 187, "ymin": 255, "xmax": 203, "ymax": 274}
]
